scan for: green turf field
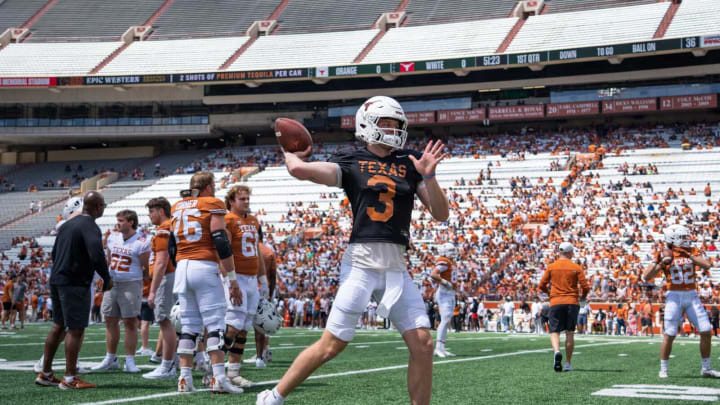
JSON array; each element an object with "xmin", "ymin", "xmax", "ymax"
[{"xmin": 2, "ymin": 323, "xmax": 720, "ymax": 404}]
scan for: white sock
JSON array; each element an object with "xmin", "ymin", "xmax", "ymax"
[
  {"xmin": 702, "ymin": 357, "xmax": 711, "ymax": 370},
  {"xmin": 272, "ymin": 387, "xmax": 286, "ymax": 402},
  {"xmin": 212, "ymin": 363, "xmax": 225, "ymax": 378},
  {"xmin": 125, "ymin": 355, "xmax": 135, "ymax": 367},
  {"xmin": 180, "ymin": 367, "xmax": 192, "ymax": 378},
  {"xmin": 228, "ymin": 363, "xmax": 241, "ymax": 377},
  {"xmin": 161, "ymin": 359, "xmax": 173, "ymax": 370},
  {"xmin": 661, "ymin": 359, "xmax": 669, "ymax": 371},
  {"xmin": 64, "ymin": 375, "xmax": 75, "ymax": 383},
  {"xmin": 105, "ymin": 353, "xmax": 117, "ymax": 361},
  {"xmin": 42, "ymin": 371, "xmax": 52, "ymax": 378},
  {"xmin": 436, "ymin": 341, "xmax": 444, "ymax": 350}
]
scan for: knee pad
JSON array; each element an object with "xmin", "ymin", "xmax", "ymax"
[
  {"xmin": 228, "ymin": 337, "xmax": 246, "ymax": 355},
  {"xmin": 206, "ymin": 329, "xmax": 225, "ymax": 353},
  {"xmin": 177, "ymin": 333, "xmax": 198, "ymax": 355}
]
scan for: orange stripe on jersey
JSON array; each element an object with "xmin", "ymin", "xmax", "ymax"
[
  {"xmin": 661, "ymin": 247, "xmax": 705, "ymax": 291},
  {"xmin": 149, "ymin": 219, "xmax": 175, "ymax": 276},
  {"xmin": 226, "ymin": 212, "xmax": 260, "ymax": 276},
  {"xmin": 435, "ymin": 256, "xmax": 455, "ymax": 284},
  {"xmin": 171, "ymin": 197, "xmax": 225, "ymax": 263}
]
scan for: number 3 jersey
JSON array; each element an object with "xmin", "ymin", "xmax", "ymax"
[
  {"xmin": 329, "ymin": 147, "xmax": 423, "ymax": 248},
  {"xmin": 226, "ymin": 212, "xmax": 262, "ymax": 276},
  {"xmin": 170, "ymin": 196, "xmax": 227, "ymax": 263},
  {"xmin": 658, "ymin": 247, "xmax": 709, "ymax": 291},
  {"xmin": 106, "ymin": 231, "xmax": 151, "ymax": 281}
]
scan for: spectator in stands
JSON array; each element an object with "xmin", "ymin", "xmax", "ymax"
[{"xmin": 38, "ymin": 191, "xmax": 112, "ymax": 389}]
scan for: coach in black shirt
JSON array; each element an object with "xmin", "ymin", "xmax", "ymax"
[{"xmin": 37, "ymin": 191, "xmax": 113, "ymax": 389}]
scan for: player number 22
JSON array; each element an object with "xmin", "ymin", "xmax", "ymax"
[{"xmin": 367, "ymin": 175, "xmax": 396, "ymax": 222}]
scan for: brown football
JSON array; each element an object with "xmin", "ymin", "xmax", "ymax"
[{"xmin": 275, "ymin": 118, "xmax": 312, "ymax": 153}]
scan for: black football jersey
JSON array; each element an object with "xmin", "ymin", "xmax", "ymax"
[{"xmin": 329, "ymin": 147, "xmax": 423, "ymax": 247}]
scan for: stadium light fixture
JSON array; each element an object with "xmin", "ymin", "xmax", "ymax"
[{"xmin": 478, "ymin": 88, "xmax": 501, "ymax": 93}]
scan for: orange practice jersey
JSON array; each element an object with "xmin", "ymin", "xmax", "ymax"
[
  {"xmin": 171, "ymin": 197, "xmax": 226, "ymax": 262},
  {"xmin": 660, "ymin": 247, "xmax": 706, "ymax": 291},
  {"xmin": 538, "ymin": 258, "xmax": 589, "ymax": 306},
  {"xmin": 436, "ymin": 256, "xmax": 456, "ymax": 285},
  {"xmin": 2, "ymin": 281, "xmax": 12, "ymax": 303},
  {"xmin": 226, "ymin": 212, "xmax": 261, "ymax": 276},
  {"xmin": 149, "ymin": 219, "xmax": 176, "ymax": 275}
]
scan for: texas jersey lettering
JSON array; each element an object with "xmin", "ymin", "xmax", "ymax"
[
  {"xmin": 660, "ymin": 247, "xmax": 708, "ymax": 291},
  {"xmin": 329, "ymin": 147, "xmax": 423, "ymax": 247},
  {"xmin": 149, "ymin": 219, "xmax": 176, "ymax": 277},
  {"xmin": 435, "ymin": 256, "xmax": 456, "ymax": 291},
  {"xmin": 170, "ymin": 196, "xmax": 226, "ymax": 263},
  {"xmin": 106, "ymin": 231, "xmax": 150, "ymax": 281},
  {"xmin": 226, "ymin": 212, "xmax": 262, "ymax": 276}
]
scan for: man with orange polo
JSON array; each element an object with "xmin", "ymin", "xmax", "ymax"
[{"xmin": 538, "ymin": 242, "xmax": 589, "ymax": 373}]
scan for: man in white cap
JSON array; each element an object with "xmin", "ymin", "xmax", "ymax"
[{"xmin": 538, "ymin": 242, "xmax": 589, "ymax": 372}]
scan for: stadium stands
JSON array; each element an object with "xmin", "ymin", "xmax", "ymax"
[
  {"xmin": 404, "ymin": 0, "xmax": 517, "ymax": 26},
  {"xmin": 275, "ymin": 0, "xmax": 400, "ymax": 33},
  {"xmin": 149, "ymin": 0, "xmax": 280, "ymax": 38},
  {"xmin": 0, "ymin": 190, "xmax": 66, "ymax": 226},
  {"xmin": 363, "ymin": 18, "xmax": 518, "ymax": 63},
  {"xmin": 0, "ymin": 41, "xmax": 122, "ymax": 76},
  {"xmin": 543, "ymin": 0, "xmax": 656, "ymax": 14},
  {"xmin": 27, "ymin": 0, "xmax": 165, "ymax": 41},
  {"xmin": 228, "ymin": 29, "xmax": 379, "ymax": 70},
  {"xmin": 0, "ymin": 0, "xmax": 46, "ymax": 33},
  {"xmin": 664, "ymin": 0, "xmax": 720, "ymax": 38},
  {"xmin": 100, "ymin": 36, "xmax": 250, "ymax": 74},
  {"xmin": 506, "ymin": 2, "xmax": 669, "ymax": 53}
]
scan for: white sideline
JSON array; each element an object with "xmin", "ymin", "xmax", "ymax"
[{"xmin": 76, "ymin": 341, "xmax": 629, "ymax": 405}]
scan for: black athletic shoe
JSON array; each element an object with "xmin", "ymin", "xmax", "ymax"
[{"xmin": 554, "ymin": 352, "xmax": 562, "ymax": 373}]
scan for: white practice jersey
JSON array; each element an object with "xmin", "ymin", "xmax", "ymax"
[{"xmin": 107, "ymin": 231, "xmax": 151, "ymax": 282}]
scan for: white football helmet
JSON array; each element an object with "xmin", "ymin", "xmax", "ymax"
[
  {"xmin": 439, "ymin": 242, "xmax": 458, "ymax": 259},
  {"xmin": 62, "ymin": 196, "xmax": 83, "ymax": 220},
  {"xmin": 254, "ymin": 299, "xmax": 282, "ymax": 335},
  {"xmin": 664, "ymin": 224, "xmax": 691, "ymax": 248},
  {"xmin": 169, "ymin": 304, "xmax": 182, "ymax": 334},
  {"xmin": 355, "ymin": 96, "xmax": 408, "ymax": 149}
]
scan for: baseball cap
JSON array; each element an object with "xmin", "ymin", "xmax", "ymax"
[{"xmin": 558, "ymin": 242, "xmax": 574, "ymax": 254}]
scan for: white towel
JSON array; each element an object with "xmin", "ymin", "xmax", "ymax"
[
  {"xmin": 173, "ymin": 260, "xmax": 188, "ymax": 295},
  {"xmin": 377, "ymin": 271, "xmax": 404, "ymax": 318}
]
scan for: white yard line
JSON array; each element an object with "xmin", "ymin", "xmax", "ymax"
[{"xmin": 77, "ymin": 341, "xmax": 630, "ymax": 405}]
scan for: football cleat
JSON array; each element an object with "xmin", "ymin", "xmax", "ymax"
[
  {"xmin": 256, "ymin": 358, "xmax": 267, "ymax": 369},
  {"xmin": 434, "ymin": 348, "xmax": 447, "ymax": 358},
  {"xmin": 563, "ymin": 363, "xmax": 573, "ymax": 372},
  {"xmin": 231, "ymin": 375, "xmax": 254, "ymax": 388},
  {"xmin": 34, "ymin": 356, "xmax": 44, "ymax": 373},
  {"xmin": 149, "ymin": 353, "xmax": 162, "ymax": 364},
  {"xmin": 442, "ymin": 349, "xmax": 456, "ymax": 357},
  {"xmin": 136, "ymin": 348, "xmax": 155, "ymax": 356},
  {"xmin": 35, "ymin": 372, "xmax": 61, "ymax": 387},
  {"xmin": 263, "ymin": 348, "xmax": 273, "ymax": 363},
  {"xmin": 123, "ymin": 362, "xmax": 142, "ymax": 373},
  {"xmin": 553, "ymin": 352, "xmax": 562, "ymax": 373},
  {"xmin": 58, "ymin": 377, "xmax": 96, "ymax": 390},
  {"xmin": 211, "ymin": 375, "xmax": 244, "ymax": 394},
  {"xmin": 178, "ymin": 376, "xmax": 196, "ymax": 392},
  {"xmin": 702, "ymin": 368, "xmax": 720, "ymax": 378},
  {"xmin": 659, "ymin": 369, "xmax": 668, "ymax": 379},
  {"xmin": 91, "ymin": 356, "xmax": 119, "ymax": 371},
  {"xmin": 142, "ymin": 366, "xmax": 176, "ymax": 379},
  {"xmin": 257, "ymin": 389, "xmax": 285, "ymax": 405}
]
